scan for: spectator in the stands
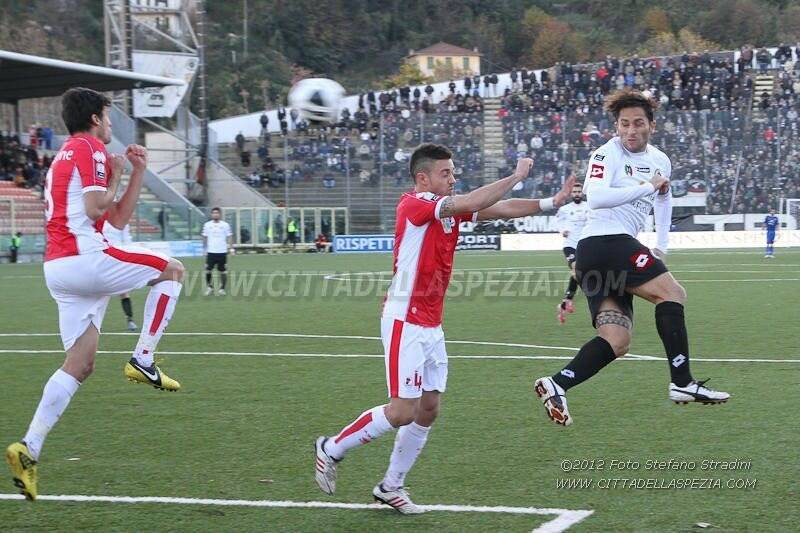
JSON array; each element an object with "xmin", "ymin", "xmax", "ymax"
[
  {"xmin": 259, "ymin": 112, "xmax": 269, "ymax": 138},
  {"xmin": 235, "ymin": 131, "xmax": 245, "ymax": 153}
]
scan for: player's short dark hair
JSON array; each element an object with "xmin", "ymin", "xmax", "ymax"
[
  {"xmin": 211, "ymin": 207, "xmax": 221, "ymax": 213},
  {"xmin": 61, "ymin": 87, "xmax": 112, "ymax": 135},
  {"xmin": 604, "ymin": 89, "xmax": 658, "ymax": 122},
  {"xmin": 409, "ymin": 143, "xmax": 452, "ymax": 181}
]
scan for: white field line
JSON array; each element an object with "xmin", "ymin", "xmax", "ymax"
[
  {"xmin": 2, "ymin": 331, "xmax": 799, "ymax": 361},
  {"xmin": 0, "ymin": 493, "xmax": 594, "ymax": 533},
  {"xmin": 0, "ymin": 349, "xmax": 797, "ymax": 364},
  {"xmin": 0, "ymin": 332, "xmax": 798, "ymax": 362}
]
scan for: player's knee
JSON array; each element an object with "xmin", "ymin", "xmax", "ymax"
[
  {"xmin": 385, "ymin": 401, "xmax": 418, "ymax": 427},
  {"xmin": 671, "ymin": 283, "xmax": 687, "ymax": 304},
  {"xmin": 166, "ymin": 259, "xmax": 185, "ymax": 282},
  {"xmin": 416, "ymin": 402, "xmax": 439, "ymax": 425},
  {"xmin": 599, "ymin": 329, "xmax": 631, "ymax": 358}
]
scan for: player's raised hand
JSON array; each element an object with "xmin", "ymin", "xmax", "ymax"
[
  {"xmin": 109, "ymin": 154, "xmax": 126, "ymax": 181},
  {"xmin": 125, "ymin": 144, "xmax": 148, "ymax": 171},
  {"xmin": 513, "ymin": 158, "xmax": 534, "ymax": 180},
  {"xmin": 651, "ymin": 170, "xmax": 669, "ymax": 194},
  {"xmin": 553, "ymin": 174, "xmax": 577, "ymax": 208}
]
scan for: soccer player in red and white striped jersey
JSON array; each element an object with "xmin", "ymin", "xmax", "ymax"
[
  {"xmin": 315, "ymin": 143, "xmax": 575, "ymax": 513},
  {"xmin": 6, "ymin": 88, "xmax": 185, "ymax": 501}
]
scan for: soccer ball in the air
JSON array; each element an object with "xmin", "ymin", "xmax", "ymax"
[{"xmin": 288, "ymin": 78, "xmax": 345, "ymax": 124}]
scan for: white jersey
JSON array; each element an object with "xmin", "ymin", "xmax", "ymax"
[
  {"xmin": 555, "ymin": 201, "xmax": 589, "ymax": 249},
  {"xmin": 581, "ymin": 137, "xmax": 672, "ymax": 243},
  {"xmin": 202, "ymin": 220, "xmax": 232, "ymax": 253},
  {"xmin": 101, "ymin": 222, "xmax": 133, "ymax": 246}
]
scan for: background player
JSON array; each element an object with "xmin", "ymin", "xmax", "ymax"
[
  {"xmin": 763, "ymin": 208, "xmax": 779, "ymax": 258},
  {"xmin": 314, "ymin": 143, "xmax": 575, "ymax": 513},
  {"xmin": 6, "ymin": 88, "xmax": 184, "ymax": 501},
  {"xmin": 553, "ymin": 179, "xmax": 588, "ymax": 324},
  {"xmin": 202, "ymin": 207, "xmax": 233, "ymax": 296},
  {"xmin": 101, "ymin": 221, "xmax": 138, "ymax": 330},
  {"xmin": 533, "ymin": 89, "xmax": 729, "ymax": 427}
]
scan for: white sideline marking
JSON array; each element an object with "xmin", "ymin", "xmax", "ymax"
[
  {"xmin": 0, "ymin": 349, "xmax": 798, "ymax": 363},
  {"xmin": 0, "ymin": 493, "xmax": 594, "ymax": 532}
]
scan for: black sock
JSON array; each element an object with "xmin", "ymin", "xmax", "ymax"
[
  {"xmin": 120, "ymin": 297, "xmax": 133, "ymax": 320},
  {"xmin": 564, "ymin": 276, "xmax": 579, "ymax": 299},
  {"xmin": 655, "ymin": 301, "xmax": 693, "ymax": 387},
  {"xmin": 206, "ymin": 271, "xmax": 212, "ymax": 287},
  {"xmin": 552, "ymin": 336, "xmax": 616, "ymax": 391},
  {"xmin": 221, "ymin": 272, "xmax": 227, "ymax": 290}
]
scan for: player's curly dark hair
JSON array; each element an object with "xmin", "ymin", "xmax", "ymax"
[
  {"xmin": 409, "ymin": 143, "xmax": 452, "ymax": 181},
  {"xmin": 61, "ymin": 87, "xmax": 111, "ymax": 135},
  {"xmin": 604, "ymin": 88, "xmax": 658, "ymax": 122}
]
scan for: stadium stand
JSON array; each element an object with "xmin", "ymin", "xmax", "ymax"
[{"xmin": 216, "ymin": 47, "xmax": 800, "ymax": 232}]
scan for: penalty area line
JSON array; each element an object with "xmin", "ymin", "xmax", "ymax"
[{"xmin": 0, "ymin": 493, "xmax": 594, "ymax": 533}]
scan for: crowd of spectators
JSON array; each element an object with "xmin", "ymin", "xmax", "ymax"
[
  {"xmin": 0, "ymin": 131, "xmax": 51, "ymax": 190},
  {"xmin": 240, "ymin": 88, "xmax": 484, "ymax": 193},
  {"xmin": 237, "ymin": 46, "xmax": 800, "ymax": 215},
  {"xmin": 498, "ymin": 48, "xmax": 800, "ymax": 213}
]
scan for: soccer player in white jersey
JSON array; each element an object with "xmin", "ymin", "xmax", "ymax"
[
  {"xmin": 314, "ymin": 143, "xmax": 575, "ymax": 513},
  {"xmin": 201, "ymin": 207, "xmax": 233, "ymax": 296},
  {"xmin": 6, "ymin": 88, "xmax": 184, "ymax": 501},
  {"xmin": 101, "ymin": 221, "xmax": 138, "ymax": 331},
  {"xmin": 554, "ymin": 180, "xmax": 589, "ymax": 324},
  {"xmin": 534, "ymin": 89, "xmax": 729, "ymax": 427}
]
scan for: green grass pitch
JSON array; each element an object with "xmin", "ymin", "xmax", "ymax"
[{"xmin": 0, "ymin": 249, "xmax": 798, "ymax": 531}]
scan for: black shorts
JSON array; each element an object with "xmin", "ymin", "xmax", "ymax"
[
  {"xmin": 575, "ymin": 234, "xmax": 668, "ymax": 327},
  {"xmin": 562, "ymin": 247, "xmax": 577, "ymax": 267},
  {"xmin": 206, "ymin": 252, "xmax": 227, "ymax": 271}
]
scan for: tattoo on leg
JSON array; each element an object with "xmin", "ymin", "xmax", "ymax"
[{"xmin": 595, "ymin": 310, "xmax": 632, "ymax": 330}]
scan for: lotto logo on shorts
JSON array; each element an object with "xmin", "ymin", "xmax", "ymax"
[
  {"xmin": 589, "ymin": 164, "xmax": 604, "ymax": 179},
  {"xmin": 630, "ymin": 252, "xmax": 654, "ymax": 271}
]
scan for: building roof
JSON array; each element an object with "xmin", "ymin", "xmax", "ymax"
[
  {"xmin": 0, "ymin": 49, "xmax": 185, "ymax": 103},
  {"xmin": 408, "ymin": 42, "xmax": 481, "ymax": 57}
]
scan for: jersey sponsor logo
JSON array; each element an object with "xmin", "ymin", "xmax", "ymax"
[
  {"xmin": 53, "ymin": 150, "xmax": 74, "ymax": 162},
  {"xmin": 593, "ymin": 153, "xmax": 605, "ymax": 161},
  {"xmin": 441, "ymin": 216, "xmax": 455, "ymax": 234},
  {"xmin": 630, "ymin": 251, "xmax": 654, "ymax": 271},
  {"xmin": 589, "ymin": 163, "xmax": 604, "ymax": 179},
  {"xmin": 92, "ymin": 151, "xmax": 106, "ymax": 163},
  {"xmin": 635, "ymin": 166, "xmax": 650, "ymax": 173},
  {"xmin": 625, "ymin": 164, "xmax": 633, "ymax": 176}
]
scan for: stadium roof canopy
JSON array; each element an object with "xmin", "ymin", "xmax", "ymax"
[{"xmin": 0, "ymin": 49, "xmax": 184, "ymax": 103}]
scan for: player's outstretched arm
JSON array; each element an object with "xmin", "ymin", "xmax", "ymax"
[
  {"xmin": 439, "ymin": 158, "xmax": 532, "ymax": 218},
  {"xmin": 476, "ymin": 175, "xmax": 576, "ymax": 221},
  {"xmin": 107, "ymin": 145, "xmax": 147, "ymax": 229}
]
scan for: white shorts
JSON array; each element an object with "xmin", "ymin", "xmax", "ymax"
[
  {"xmin": 381, "ymin": 317, "xmax": 448, "ymax": 399},
  {"xmin": 44, "ymin": 246, "xmax": 170, "ymax": 350}
]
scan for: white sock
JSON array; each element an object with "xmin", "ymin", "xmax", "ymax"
[
  {"xmin": 133, "ymin": 280, "xmax": 182, "ymax": 367},
  {"xmin": 382, "ymin": 422, "xmax": 430, "ymax": 490},
  {"xmin": 324, "ymin": 405, "xmax": 394, "ymax": 460},
  {"xmin": 23, "ymin": 369, "xmax": 81, "ymax": 461}
]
